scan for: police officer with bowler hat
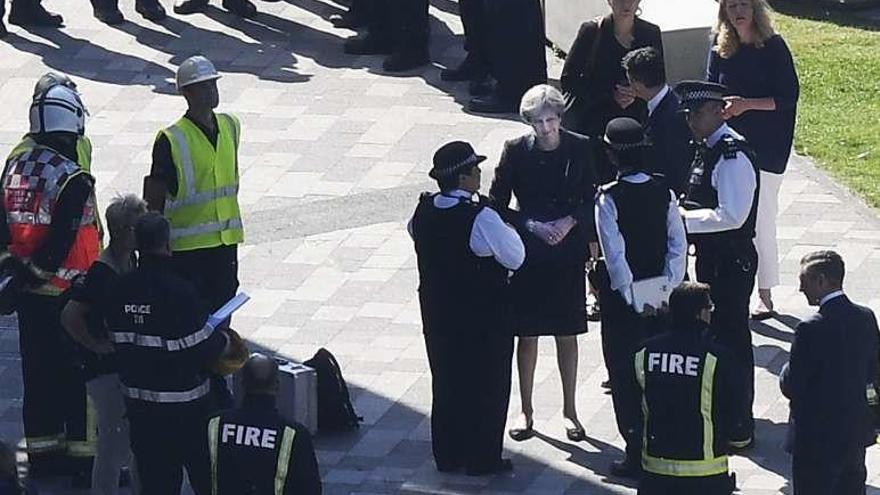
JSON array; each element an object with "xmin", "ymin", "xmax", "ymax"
[
  {"xmin": 594, "ymin": 117, "xmax": 687, "ymax": 477},
  {"xmin": 409, "ymin": 141, "xmax": 524, "ymax": 475},
  {"xmin": 675, "ymin": 80, "xmax": 759, "ymax": 449}
]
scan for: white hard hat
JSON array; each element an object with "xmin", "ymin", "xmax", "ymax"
[
  {"xmin": 29, "ymin": 85, "xmax": 87, "ymax": 136},
  {"xmin": 176, "ymin": 56, "xmax": 221, "ymax": 91}
]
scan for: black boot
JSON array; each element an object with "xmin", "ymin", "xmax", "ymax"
[
  {"xmin": 440, "ymin": 54, "xmax": 486, "ymax": 82},
  {"xmin": 343, "ymin": 33, "xmax": 393, "ymax": 55},
  {"xmin": 94, "ymin": 5, "xmax": 124, "ymax": 24},
  {"xmin": 222, "ymin": 0, "xmax": 256, "ymax": 18},
  {"xmin": 173, "ymin": 0, "xmax": 207, "ymax": 15},
  {"xmin": 382, "ymin": 49, "xmax": 429, "ymax": 72},
  {"xmin": 468, "ymin": 90, "xmax": 518, "ymax": 114},
  {"xmin": 135, "ymin": 0, "xmax": 166, "ymax": 21},
  {"xmin": 9, "ymin": 2, "xmax": 64, "ymax": 26},
  {"xmin": 0, "ymin": 19, "xmax": 8, "ymax": 37}
]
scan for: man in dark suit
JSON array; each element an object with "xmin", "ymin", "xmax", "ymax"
[
  {"xmin": 623, "ymin": 47, "xmax": 692, "ymax": 195},
  {"xmin": 782, "ymin": 250, "xmax": 880, "ymax": 495}
]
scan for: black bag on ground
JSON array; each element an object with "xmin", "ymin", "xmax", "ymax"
[{"xmin": 304, "ymin": 348, "xmax": 362, "ymax": 433}]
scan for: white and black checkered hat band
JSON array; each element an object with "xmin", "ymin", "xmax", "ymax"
[
  {"xmin": 604, "ymin": 135, "xmax": 650, "ymax": 150},
  {"xmin": 431, "ymin": 153, "xmax": 480, "ymax": 177},
  {"xmin": 682, "ymin": 90, "xmax": 723, "ymax": 102}
]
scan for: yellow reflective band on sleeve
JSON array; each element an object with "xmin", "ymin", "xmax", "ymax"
[
  {"xmin": 25, "ymin": 434, "xmax": 65, "ymax": 453},
  {"xmin": 274, "ymin": 426, "xmax": 297, "ymax": 495},
  {"xmin": 642, "ymin": 454, "xmax": 729, "ymax": 477},
  {"xmin": 208, "ymin": 416, "xmax": 220, "ymax": 495},
  {"xmin": 701, "ymin": 353, "xmax": 718, "ymax": 460}
]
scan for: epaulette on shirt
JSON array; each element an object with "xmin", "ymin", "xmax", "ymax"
[{"xmin": 720, "ymin": 136, "xmax": 743, "ymax": 160}]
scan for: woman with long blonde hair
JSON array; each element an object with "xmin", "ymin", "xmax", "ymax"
[{"xmin": 708, "ymin": 0, "xmax": 800, "ymax": 320}]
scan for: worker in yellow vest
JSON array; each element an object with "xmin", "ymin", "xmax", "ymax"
[
  {"xmin": 144, "ymin": 55, "xmax": 243, "ymax": 407},
  {"xmin": 1, "ymin": 81, "xmax": 100, "ymax": 485}
]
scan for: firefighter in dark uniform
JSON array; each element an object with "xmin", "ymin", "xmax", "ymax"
[
  {"xmin": 409, "ymin": 141, "xmax": 525, "ymax": 474},
  {"xmin": 627, "ymin": 282, "xmax": 743, "ymax": 495},
  {"xmin": 0, "ymin": 84, "xmax": 99, "ymax": 481},
  {"xmin": 105, "ymin": 212, "xmax": 231, "ymax": 495},
  {"xmin": 594, "ymin": 117, "xmax": 687, "ymax": 478},
  {"xmin": 207, "ymin": 353, "xmax": 322, "ymax": 494},
  {"xmin": 675, "ymin": 80, "xmax": 759, "ymax": 449}
]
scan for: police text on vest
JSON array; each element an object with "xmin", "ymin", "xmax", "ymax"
[{"xmin": 647, "ymin": 353, "xmax": 700, "ymax": 376}]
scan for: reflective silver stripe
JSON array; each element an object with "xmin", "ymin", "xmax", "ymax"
[
  {"xmin": 109, "ymin": 323, "xmax": 215, "ymax": 351},
  {"xmin": 165, "ymin": 184, "xmax": 240, "ymax": 212},
  {"xmin": 7, "ymin": 210, "xmax": 52, "ymax": 225},
  {"xmin": 166, "ymin": 125, "xmax": 197, "ymax": 197},
  {"xmin": 170, "ymin": 218, "xmax": 243, "ymax": 240},
  {"xmin": 122, "ymin": 379, "xmax": 211, "ymax": 403},
  {"xmin": 208, "ymin": 416, "xmax": 220, "ymax": 495}
]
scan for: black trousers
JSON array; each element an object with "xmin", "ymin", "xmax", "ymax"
[
  {"xmin": 639, "ymin": 472, "xmax": 735, "ymax": 495},
  {"xmin": 458, "ymin": 0, "xmax": 490, "ymax": 69},
  {"xmin": 694, "ymin": 240, "xmax": 757, "ymax": 442},
  {"xmin": 598, "ymin": 281, "xmax": 651, "ymax": 464},
  {"xmin": 793, "ymin": 447, "xmax": 867, "ymax": 495},
  {"xmin": 128, "ymin": 403, "xmax": 212, "ymax": 495},
  {"xmin": 365, "ymin": 0, "xmax": 430, "ymax": 55},
  {"xmin": 484, "ymin": 0, "xmax": 547, "ymax": 101},
  {"xmin": 0, "ymin": 0, "xmax": 45, "ymax": 17},
  {"xmin": 172, "ymin": 244, "xmax": 239, "ymax": 408},
  {"xmin": 424, "ymin": 328, "xmax": 513, "ymax": 471},
  {"xmin": 17, "ymin": 293, "xmax": 92, "ymax": 461}
]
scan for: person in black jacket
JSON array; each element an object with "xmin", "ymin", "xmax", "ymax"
[
  {"xmin": 622, "ymin": 47, "xmax": 693, "ymax": 195},
  {"xmin": 627, "ymin": 282, "xmax": 741, "ymax": 495},
  {"xmin": 342, "ymin": 0, "xmax": 430, "ymax": 72},
  {"xmin": 594, "ymin": 117, "xmax": 687, "ymax": 478},
  {"xmin": 208, "ymin": 353, "xmax": 321, "ymax": 494},
  {"xmin": 560, "ymin": 0, "xmax": 663, "ymax": 158},
  {"xmin": 410, "ymin": 141, "xmax": 524, "ymax": 475},
  {"xmin": 782, "ymin": 250, "xmax": 880, "ymax": 495},
  {"xmin": 105, "ymin": 212, "xmax": 229, "ymax": 495},
  {"xmin": 489, "ymin": 85, "xmax": 597, "ymax": 444}
]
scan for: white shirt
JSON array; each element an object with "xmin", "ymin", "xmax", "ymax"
[
  {"xmin": 647, "ymin": 85, "xmax": 671, "ymax": 117},
  {"xmin": 819, "ymin": 290, "xmax": 845, "ymax": 307},
  {"xmin": 595, "ymin": 173, "xmax": 688, "ymax": 304},
  {"xmin": 682, "ymin": 124, "xmax": 758, "ymax": 234},
  {"xmin": 408, "ymin": 190, "xmax": 525, "ymax": 271}
]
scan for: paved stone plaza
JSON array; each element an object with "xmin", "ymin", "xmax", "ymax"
[{"xmin": 1, "ymin": 1, "xmax": 879, "ymax": 493}]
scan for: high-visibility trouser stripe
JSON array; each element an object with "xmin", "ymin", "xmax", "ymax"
[
  {"xmin": 701, "ymin": 353, "xmax": 718, "ymax": 460},
  {"xmin": 634, "ymin": 349, "xmax": 648, "ymax": 453},
  {"xmin": 166, "ymin": 126, "xmax": 197, "ymax": 198},
  {"xmin": 7, "ymin": 211, "xmax": 52, "ymax": 225},
  {"xmin": 171, "ymin": 218, "xmax": 243, "ymax": 241},
  {"xmin": 26, "ymin": 435, "xmax": 65, "ymax": 453},
  {"xmin": 67, "ymin": 394, "xmax": 98, "ymax": 457},
  {"xmin": 122, "ymin": 380, "xmax": 211, "ymax": 403},
  {"xmin": 165, "ymin": 184, "xmax": 240, "ymax": 212},
  {"xmin": 642, "ymin": 454, "xmax": 729, "ymax": 477},
  {"xmin": 109, "ymin": 322, "xmax": 215, "ymax": 351},
  {"xmin": 208, "ymin": 416, "xmax": 220, "ymax": 495},
  {"xmin": 275, "ymin": 426, "xmax": 297, "ymax": 495}
]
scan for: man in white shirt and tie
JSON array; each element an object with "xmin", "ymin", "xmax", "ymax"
[{"xmin": 409, "ymin": 141, "xmax": 524, "ymax": 476}]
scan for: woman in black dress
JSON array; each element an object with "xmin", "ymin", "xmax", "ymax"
[{"xmin": 489, "ymin": 84, "xmax": 598, "ymax": 442}]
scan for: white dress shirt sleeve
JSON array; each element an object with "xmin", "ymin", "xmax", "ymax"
[
  {"xmin": 683, "ymin": 153, "xmax": 757, "ymax": 234},
  {"xmin": 469, "ymin": 207, "xmax": 525, "ymax": 271},
  {"xmin": 664, "ymin": 191, "xmax": 688, "ymax": 286},
  {"xmin": 595, "ymin": 192, "xmax": 633, "ymax": 304}
]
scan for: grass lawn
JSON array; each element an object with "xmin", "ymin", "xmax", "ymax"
[{"xmin": 770, "ymin": 2, "xmax": 880, "ymax": 207}]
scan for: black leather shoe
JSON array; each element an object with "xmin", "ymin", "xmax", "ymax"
[
  {"xmin": 440, "ymin": 56, "xmax": 486, "ymax": 82},
  {"xmin": 222, "ymin": 0, "xmax": 256, "ymax": 18},
  {"xmin": 135, "ymin": 1, "xmax": 166, "ymax": 20},
  {"xmin": 468, "ymin": 92, "xmax": 518, "ymax": 114},
  {"xmin": 343, "ymin": 34, "xmax": 393, "ymax": 55},
  {"xmin": 436, "ymin": 462, "xmax": 462, "ymax": 473},
  {"xmin": 9, "ymin": 6, "xmax": 64, "ymax": 26},
  {"xmin": 468, "ymin": 75, "xmax": 493, "ymax": 96},
  {"xmin": 382, "ymin": 50, "xmax": 428, "ymax": 72},
  {"xmin": 610, "ymin": 458, "xmax": 641, "ymax": 479},
  {"xmin": 466, "ymin": 458, "xmax": 513, "ymax": 476},
  {"xmin": 329, "ymin": 12, "xmax": 365, "ymax": 28},
  {"xmin": 94, "ymin": 7, "xmax": 125, "ymax": 24},
  {"xmin": 0, "ymin": 20, "xmax": 8, "ymax": 37},
  {"xmin": 173, "ymin": 0, "xmax": 207, "ymax": 14}
]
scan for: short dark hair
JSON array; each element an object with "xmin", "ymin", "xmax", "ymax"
[
  {"xmin": 622, "ymin": 47, "xmax": 666, "ymax": 89},
  {"xmin": 800, "ymin": 250, "xmax": 845, "ymax": 285},
  {"xmin": 669, "ymin": 282, "xmax": 712, "ymax": 327},
  {"xmin": 135, "ymin": 212, "xmax": 170, "ymax": 253},
  {"xmin": 241, "ymin": 353, "xmax": 280, "ymax": 396},
  {"xmin": 436, "ymin": 165, "xmax": 475, "ymax": 192}
]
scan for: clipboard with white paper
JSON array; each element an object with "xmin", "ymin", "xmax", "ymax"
[
  {"xmin": 207, "ymin": 292, "xmax": 251, "ymax": 329},
  {"xmin": 631, "ymin": 276, "xmax": 672, "ymax": 314}
]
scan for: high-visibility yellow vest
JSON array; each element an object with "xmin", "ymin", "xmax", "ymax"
[
  {"xmin": 9, "ymin": 134, "xmax": 92, "ymax": 171},
  {"xmin": 161, "ymin": 114, "xmax": 243, "ymax": 252}
]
